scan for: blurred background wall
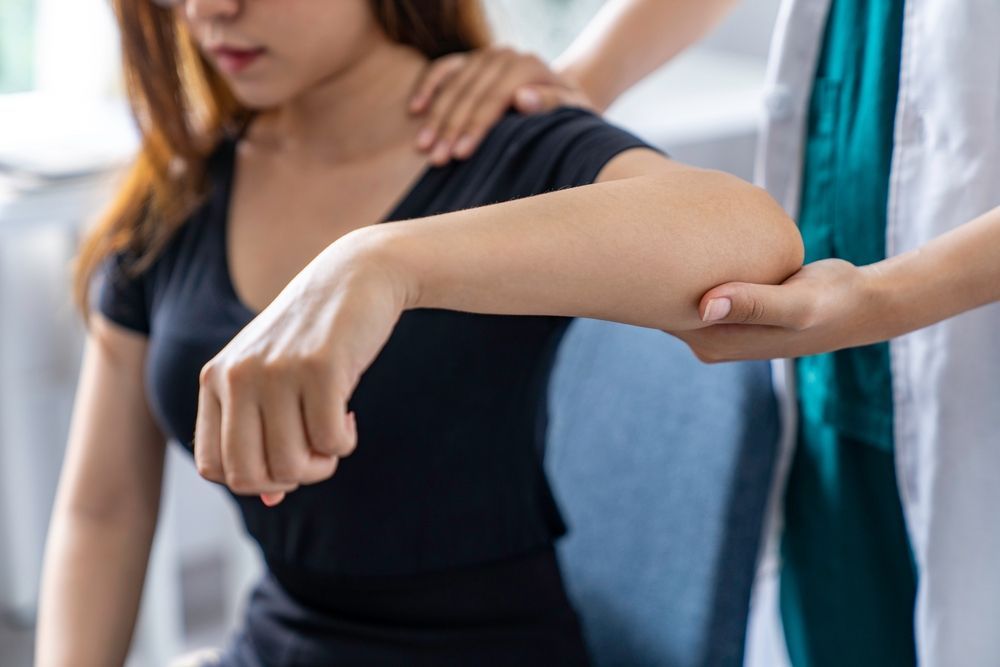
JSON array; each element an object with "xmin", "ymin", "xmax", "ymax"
[{"xmin": 0, "ymin": 1, "xmax": 780, "ymax": 664}]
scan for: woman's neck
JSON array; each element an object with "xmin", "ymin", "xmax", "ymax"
[{"xmin": 251, "ymin": 39, "xmax": 428, "ymax": 164}]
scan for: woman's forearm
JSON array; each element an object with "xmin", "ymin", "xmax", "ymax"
[
  {"xmin": 556, "ymin": 0, "xmax": 741, "ymax": 111},
  {"xmin": 870, "ymin": 205, "xmax": 1000, "ymax": 340},
  {"xmin": 35, "ymin": 508, "xmax": 157, "ymax": 667},
  {"xmin": 353, "ymin": 169, "xmax": 802, "ymax": 332}
]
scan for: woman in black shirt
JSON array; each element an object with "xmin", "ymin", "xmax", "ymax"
[{"xmin": 36, "ymin": 1, "xmax": 802, "ymax": 666}]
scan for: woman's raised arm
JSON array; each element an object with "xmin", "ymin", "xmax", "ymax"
[
  {"xmin": 375, "ymin": 150, "xmax": 802, "ymax": 330},
  {"xmin": 193, "ymin": 148, "xmax": 803, "ymax": 505}
]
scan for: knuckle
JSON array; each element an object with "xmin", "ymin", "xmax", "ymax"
[
  {"xmin": 424, "ymin": 113, "xmax": 444, "ymax": 132},
  {"xmin": 305, "ymin": 456, "xmax": 339, "ymax": 484},
  {"xmin": 300, "ymin": 355, "xmax": 331, "ymax": 380},
  {"xmin": 223, "ymin": 361, "xmax": 256, "ymax": 385},
  {"xmin": 792, "ymin": 304, "xmax": 818, "ymax": 331},
  {"xmin": 196, "ymin": 459, "xmax": 220, "ymax": 480},
  {"xmin": 307, "ymin": 426, "xmax": 336, "ymax": 454},
  {"xmin": 260, "ymin": 357, "xmax": 293, "ymax": 379},
  {"xmin": 472, "ymin": 102, "xmax": 503, "ymax": 124},
  {"xmin": 321, "ymin": 457, "xmax": 340, "ymax": 480},
  {"xmin": 442, "ymin": 118, "xmax": 466, "ymax": 139},
  {"xmin": 522, "ymin": 53, "xmax": 545, "ymax": 71},
  {"xmin": 225, "ymin": 471, "xmax": 260, "ymax": 495},
  {"xmin": 437, "ymin": 53, "xmax": 464, "ymax": 71},
  {"xmin": 199, "ymin": 362, "xmax": 217, "ymax": 386},
  {"xmin": 734, "ymin": 298, "xmax": 765, "ymax": 324},
  {"xmin": 324, "ymin": 458, "xmax": 339, "ymax": 480},
  {"xmin": 337, "ymin": 433, "xmax": 358, "ymax": 458},
  {"xmin": 311, "ymin": 435, "xmax": 339, "ymax": 457},
  {"xmin": 269, "ymin": 460, "xmax": 302, "ymax": 485}
]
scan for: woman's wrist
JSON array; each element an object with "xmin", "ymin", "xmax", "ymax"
[{"xmin": 330, "ymin": 224, "xmax": 426, "ymax": 313}]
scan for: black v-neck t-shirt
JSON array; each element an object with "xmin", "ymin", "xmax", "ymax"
[{"xmin": 97, "ymin": 107, "xmax": 651, "ymax": 578}]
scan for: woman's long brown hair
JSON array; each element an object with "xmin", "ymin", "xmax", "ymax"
[{"xmin": 74, "ymin": 0, "xmax": 490, "ymax": 318}]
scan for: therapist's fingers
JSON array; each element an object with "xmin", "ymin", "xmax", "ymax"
[
  {"xmin": 420, "ymin": 52, "xmax": 495, "ymax": 165},
  {"xmin": 699, "ymin": 282, "xmax": 813, "ymax": 329},
  {"xmin": 413, "ymin": 52, "xmax": 481, "ymax": 155},
  {"xmin": 445, "ymin": 57, "xmax": 586, "ymax": 161},
  {"xmin": 409, "ymin": 53, "xmax": 467, "ymax": 117},
  {"xmin": 194, "ymin": 375, "xmax": 224, "ymax": 484},
  {"xmin": 437, "ymin": 53, "xmax": 521, "ymax": 160}
]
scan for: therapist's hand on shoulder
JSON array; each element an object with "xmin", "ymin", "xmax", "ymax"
[
  {"xmin": 676, "ymin": 258, "xmax": 881, "ymax": 362},
  {"xmin": 409, "ymin": 46, "xmax": 594, "ymax": 165},
  {"xmin": 193, "ymin": 228, "xmax": 411, "ymax": 506}
]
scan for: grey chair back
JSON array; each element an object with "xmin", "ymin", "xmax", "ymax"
[{"xmin": 547, "ymin": 320, "xmax": 780, "ymax": 667}]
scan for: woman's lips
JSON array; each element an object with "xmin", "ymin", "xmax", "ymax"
[{"xmin": 210, "ymin": 46, "xmax": 266, "ymax": 75}]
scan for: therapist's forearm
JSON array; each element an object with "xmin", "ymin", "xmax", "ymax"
[
  {"xmin": 362, "ymin": 171, "xmax": 802, "ymax": 332},
  {"xmin": 556, "ymin": 0, "xmax": 741, "ymax": 111},
  {"xmin": 869, "ymin": 205, "xmax": 1000, "ymax": 340}
]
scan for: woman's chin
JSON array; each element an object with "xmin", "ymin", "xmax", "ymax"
[{"xmin": 230, "ymin": 86, "xmax": 290, "ymax": 111}]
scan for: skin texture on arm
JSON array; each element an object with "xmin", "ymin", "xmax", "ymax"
[
  {"xmin": 195, "ymin": 147, "xmax": 804, "ymax": 504},
  {"xmin": 678, "ymin": 204, "xmax": 1000, "ymax": 361},
  {"xmin": 35, "ymin": 317, "xmax": 166, "ymax": 667},
  {"xmin": 382, "ymin": 149, "xmax": 802, "ymax": 329}
]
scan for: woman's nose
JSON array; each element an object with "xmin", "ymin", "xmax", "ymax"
[{"xmin": 184, "ymin": 0, "xmax": 240, "ymax": 24}]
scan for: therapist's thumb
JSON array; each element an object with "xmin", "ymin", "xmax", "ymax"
[{"xmin": 700, "ymin": 282, "xmax": 807, "ymax": 328}]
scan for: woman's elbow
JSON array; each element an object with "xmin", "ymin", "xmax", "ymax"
[
  {"xmin": 747, "ymin": 183, "xmax": 804, "ymax": 280},
  {"xmin": 704, "ymin": 172, "xmax": 802, "ymax": 282}
]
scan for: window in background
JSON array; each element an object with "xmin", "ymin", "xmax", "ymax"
[
  {"xmin": 0, "ymin": 0, "xmax": 35, "ymax": 93},
  {"xmin": 486, "ymin": 0, "xmax": 604, "ymax": 59}
]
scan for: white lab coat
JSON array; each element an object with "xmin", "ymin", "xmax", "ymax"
[{"xmin": 751, "ymin": 1, "xmax": 1000, "ymax": 665}]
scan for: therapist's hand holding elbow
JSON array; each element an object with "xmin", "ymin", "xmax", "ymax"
[
  {"xmin": 675, "ymin": 258, "xmax": 877, "ymax": 361},
  {"xmin": 680, "ymin": 204, "xmax": 1000, "ymax": 361}
]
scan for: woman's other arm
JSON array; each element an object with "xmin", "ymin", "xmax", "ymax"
[
  {"xmin": 35, "ymin": 317, "xmax": 166, "ymax": 667},
  {"xmin": 678, "ymin": 204, "xmax": 1000, "ymax": 361}
]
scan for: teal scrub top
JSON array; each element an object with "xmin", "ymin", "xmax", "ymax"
[{"xmin": 795, "ymin": 0, "xmax": 905, "ymax": 450}]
